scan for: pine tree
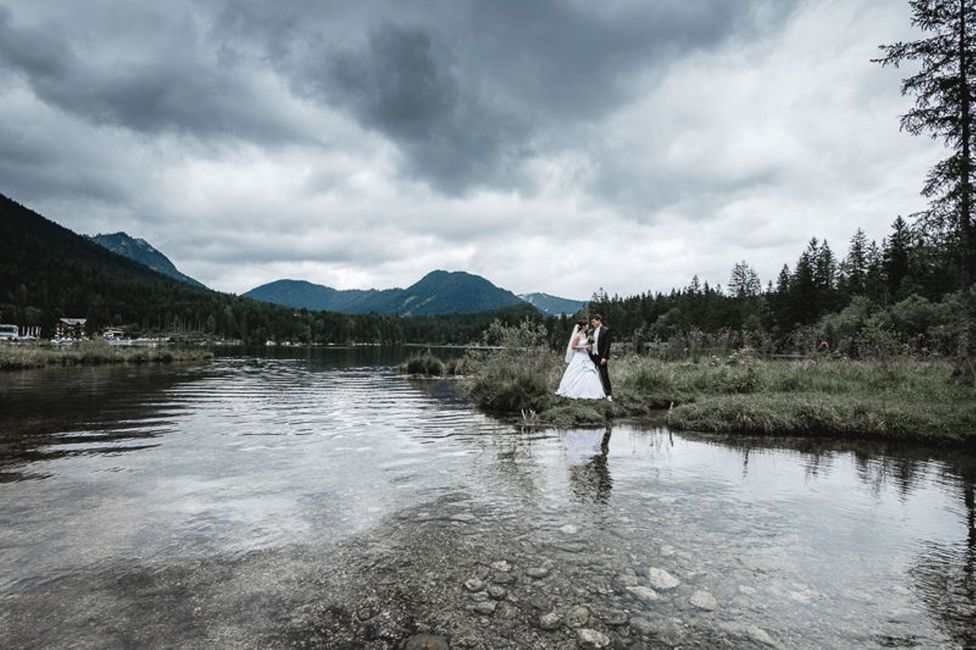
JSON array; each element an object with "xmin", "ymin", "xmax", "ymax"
[
  {"xmin": 840, "ymin": 229, "xmax": 870, "ymax": 296},
  {"xmin": 878, "ymin": 0, "xmax": 976, "ymax": 376},
  {"xmin": 885, "ymin": 216, "xmax": 913, "ymax": 299},
  {"xmin": 728, "ymin": 261, "xmax": 762, "ymax": 298}
]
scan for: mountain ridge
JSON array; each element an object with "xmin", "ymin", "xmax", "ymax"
[
  {"xmin": 245, "ymin": 270, "xmax": 528, "ymax": 316},
  {"xmin": 519, "ymin": 292, "xmax": 586, "ymax": 317},
  {"xmin": 88, "ymin": 232, "xmax": 205, "ymax": 289}
]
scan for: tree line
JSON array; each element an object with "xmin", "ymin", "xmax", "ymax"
[{"xmin": 584, "ymin": 216, "xmax": 969, "ymax": 359}]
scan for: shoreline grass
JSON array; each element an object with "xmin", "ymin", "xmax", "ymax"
[
  {"xmin": 0, "ymin": 341, "xmax": 214, "ymax": 370},
  {"xmin": 437, "ymin": 323, "xmax": 976, "ymax": 445}
]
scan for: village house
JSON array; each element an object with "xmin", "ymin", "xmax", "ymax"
[{"xmin": 56, "ymin": 318, "xmax": 87, "ymax": 339}]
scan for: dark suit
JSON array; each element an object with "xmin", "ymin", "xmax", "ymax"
[{"xmin": 589, "ymin": 325, "xmax": 612, "ymax": 396}]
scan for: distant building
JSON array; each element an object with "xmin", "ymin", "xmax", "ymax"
[
  {"xmin": 102, "ymin": 327, "xmax": 125, "ymax": 340},
  {"xmin": 19, "ymin": 325, "xmax": 42, "ymax": 338},
  {"xmin": 56, "ymin": 318, "xmax": 87, "ymax": 338}
]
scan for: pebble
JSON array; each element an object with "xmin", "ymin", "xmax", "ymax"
[
  {"xmin": 472, "ymin": 601, "xmax": 497, "ymax": 616},
  {"xmin": 539, "ymin": 612, "xmax": 561, "ymax": 630},
  {"xmin": 614, "ymin": 573, "xmax": 638, "ymax": 587},
  {"xmin": 469, "ymin": 591, "xmax": 489, "ymax": 602},
  {"xmin": 630, "ymin": 617, "xmax": 657, "ymax": 635},
  {"xmin": 564, "ymin": 605, "xmax": 589, "ymax": 628},
  {"xmin": 719, "ymin": 622, "xmax": 780, "ymax": 648},
  {"xmin": 577, "ymin": 628, "xmax": 611, "ymax": 648},
  {"xmin": 626, "ymin": 586, "xmax": 660, "ymax": 604},
  {"xmin": 492, "ymin": 571, "xmax": 514, "ymax": 585},
  {"xmin": 463, "ymin": 579, "xmax": 484, "ymax": 593},
  {"xmin": 690, "ymin": 590, "xmax": 718, "ymax": 611},
  {"xmin": 660, "ymin": 545, "xmax": 676, "ymax": 557},
  {"xmin": 496, "ymin": 602, "xmax": 519, "ymax": 620},
  {"xmin": 560, "ymin": 524, "xmax": 580, "ymax": 534},
  {"xmin": 487, "ymin": 585, "xmax": 507, "ymax": 600},
  {"xmin": 525, "ymin": 566, "xmax": 550, "ymax": 579},
  {"xmin": 603, "ymin": 609, "xmax": 628, "ymax": 626},
  {"xmin": 490, "ymin": 560, "xmax": 512, "ymax": 572},
  {"xmin": 646, "ymin": 567, "xmax": 680, "ymax": 591},
  {"xmin": 403, "ymin": 633, "xmax": 451, "ymax": 650}
]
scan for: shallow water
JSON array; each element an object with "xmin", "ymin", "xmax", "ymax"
[{"xmin": 0, "ymin": 349, "xmax": 973, "ymax": 648}]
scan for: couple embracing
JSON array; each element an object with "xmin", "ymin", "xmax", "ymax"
[{"xmin": 555, "ymin": 314, "xmax": 613, "ymax": 402}]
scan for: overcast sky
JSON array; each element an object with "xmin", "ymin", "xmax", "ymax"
[{"xmin": 0, "ymin": 0, "xmax": 941, "ymax": 299}]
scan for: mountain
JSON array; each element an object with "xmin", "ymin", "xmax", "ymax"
[
  {"xmin": 519, "ymin": 292, "xmax": 586, "ymax": 316},
  {"xmin": 88, "ymin": 232, "xmax": 205, "ymax": 289},
  {"xmin": 244, "ymin": 270, "xmax": 526, "ymax": 316},
  {"xmin": 0, "ymin": 193, "xmax": 543, "ymax": 344}
]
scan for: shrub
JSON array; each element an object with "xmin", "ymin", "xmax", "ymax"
[{"xmin": 399, "ymin": 352, "xmax": 446, "ymax": 376}]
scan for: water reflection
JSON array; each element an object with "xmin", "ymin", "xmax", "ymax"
[
  {"xmin": 909, "ymin": 467, "xmax": 976, "ymax": 647},
  {"xmin": 0, "ymin": 364, "xmax": 211, "ymax": 481},
  {"xmin": 564, "ymin": 426, "xmax": 613, "ymax": 504},
  {"xmin": 1, "ymin": 351, "xmax": 975, "ymax": 648}
]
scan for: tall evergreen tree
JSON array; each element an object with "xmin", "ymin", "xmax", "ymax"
[
  {"xmin": 728, "ymin": 261, "xmax": 762, "ymax": 298},
  {"xmin": 885, "ymin": 216, "xmax": 913, "ymax": 299},
  {"xmin": 878, "ymin": 0, "xmax": 976, "ymax": 376},
  {"xmin": 840, "ymin": 228, "xmax": 870, "ymax": 296}
]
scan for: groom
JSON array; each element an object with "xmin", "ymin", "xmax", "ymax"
[{"xmin": 589, "ymin": 314, "xmax": 612, "ymax": 401}]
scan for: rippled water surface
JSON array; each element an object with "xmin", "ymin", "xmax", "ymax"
[{"xmin": 1, "ymin": 349, "xmax": 974, "ymax": 649}]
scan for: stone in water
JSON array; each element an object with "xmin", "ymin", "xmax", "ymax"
[{"xmin": 646, "ymin": 567, "xmax": 680, "ymax": 591}]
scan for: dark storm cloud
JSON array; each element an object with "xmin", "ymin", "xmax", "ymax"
[
  {"xmin": 209, "ymin": 0, "xmax": 796, "ymax": 193},
  {"xmin": 0, "ymin": 4, "xmax": 309, "ymax": 144}
]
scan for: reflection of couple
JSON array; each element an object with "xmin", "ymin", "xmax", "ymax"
[
  {"xmin": 563, "ymin": 426, "xmax": 613, "ymax": 504},
  {"xmin": 555, "ymin": 314, "xmax": 612, "ymax": 401}
]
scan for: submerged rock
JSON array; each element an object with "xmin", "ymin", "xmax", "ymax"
[
  {"xmin": 602, "ymin": 609, "xmax": 628, "ymax": 626},
  {"xmin": 719, "ymin": 622, "xmax": 780, "ymax": 648},
  {"xmin": 539, "ymin": 612, "xmax": 561, "ymax": 630},
  {"xmin": 690, "ymin": 590, "xmax": 718, "ymax": 611},
  {"xmin": 614, "ymin": 573, "xmax": 639, "ymax": 587},
  {"xmin": 471, "ymin": 601, "xmax": 497, "ymax": 616},
  {"xmin": 490, "ymin": 560, "xmax": 512, "ymax": 572},
  {"xmin": 626, "ymin": 586, "xmax": 660, "ymax": 604},
  {"xmin": 646, "ymin": 567, "xmax": 680, "ymax": 591},
  {"xmin": 630, "ymin": 617, "xmax": 657, "ymax": 636},
  {"xmin": 463, "ymin": 579, "xmax": 484, "ymax": 593},
  {"xmin": 577, "ymin": 628, "xmax": 611, "ymax": 648},
  {"xmin": 403, "ymin": 633, "xmax": 450, "ymax": 650},
  {"xmin": 564, "ymin": 605, "xmax": 590, "ymax": 628},
  {"xmin": 525, "ymin": 566, "xmax": 550, "ymax": 579}
]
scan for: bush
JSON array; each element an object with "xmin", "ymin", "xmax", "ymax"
[{"xmin": 399, "ymin": 352, "xmax": 446, "ymax": 376}]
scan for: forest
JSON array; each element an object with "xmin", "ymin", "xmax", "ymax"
[{"xmin": 583, "ymin": 216, "xmax": 972, "ymax": 360}]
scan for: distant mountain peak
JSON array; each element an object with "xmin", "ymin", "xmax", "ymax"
[
  {"xmin": 245, "ymin": 270, "xmax": 527, "ymax": 316},
  {"xmin": 519, "ymin": 292, "xmax": 586, "ymax": 316},
  {"xmin": 88, "ymin": 232, "xmax": 205, "ymax": 289}
]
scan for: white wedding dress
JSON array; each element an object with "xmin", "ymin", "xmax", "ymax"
[{"xmin": 555, "ymin": 332, "xmax": 606, "ymax": 400}]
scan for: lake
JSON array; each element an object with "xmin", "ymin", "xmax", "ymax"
[{"xmin": 0, "ymin": 348, "xmax": 974, "ymax": 648}]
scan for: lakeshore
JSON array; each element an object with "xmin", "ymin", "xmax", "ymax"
[
  {"xmin": 401, "ymin": 348, "xmax": 976, "ymax": 447},
  {"xmin": 0, "ymin": 341, "xmax": 214, "ymax": 370}
]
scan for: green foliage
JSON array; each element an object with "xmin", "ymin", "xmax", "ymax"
[
  {"xmin": 457, "ymin": 324, "xmax": 976, "ymax": 444},
  {"xmin": 398, "ymin": 352, "xmax": 446, "ymax": 377},
  {"xmin": 463, "ymin": 320, "xmax": 562, "ymax": 415},
  {"xmin": 0, "ymin": 341, "xmax": 212, "ymax": 370}
]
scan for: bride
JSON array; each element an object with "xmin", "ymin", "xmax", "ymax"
[{"xmin": 555, "ymin": 320, "xmax": 606, "ymax": 400}]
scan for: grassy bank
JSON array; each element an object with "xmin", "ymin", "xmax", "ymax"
[
  {"xmin": 0, "ymin": 341, "xmax": 214, "ymax": 370},
  {"xmin": 428, "ymin": 323, "xmax": 976, "ymax": 445}
]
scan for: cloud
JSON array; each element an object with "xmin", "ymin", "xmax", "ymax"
[
  {"xmin": 0, "ymin": 3, "xmax": 315, "ymax": 144},
  {"xmin": 0, "ymin": 0, "xmax": 948, "ymax": 301}
]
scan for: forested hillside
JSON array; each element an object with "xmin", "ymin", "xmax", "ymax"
[{"xmin": 0, "ymin": 194, "xmax": 540, "ymax": 344}]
